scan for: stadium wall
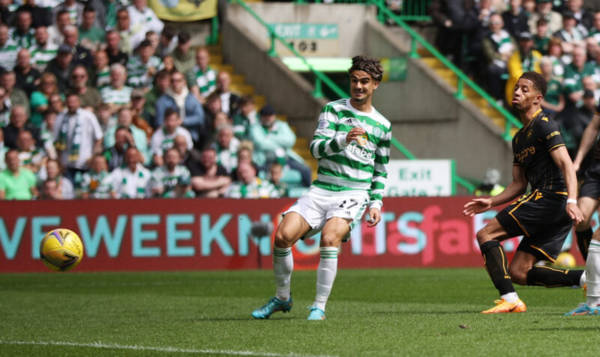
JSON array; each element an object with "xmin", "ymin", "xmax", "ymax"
[
  {"xmin": 224, "ymin": 3, "xmax": 515, "ymax": 187},
  {"xmin": 222, "ymin": 4, "xmax": 328, "ymax": 140},
  {"xmin": 0, "ymin": 198, "xmax": 584, "ymax": 272}
]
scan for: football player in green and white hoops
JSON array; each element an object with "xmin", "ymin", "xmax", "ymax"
[{"xmin": 252, "ymin": 56, "xmax": 391, "ymax": 321}]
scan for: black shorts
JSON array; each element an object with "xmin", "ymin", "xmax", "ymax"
[
  {"xmin": 496, "ymin": 189, "xmax": 572, "ymax": 262},
  {"xmin": 580, "ymin": 160, "xmax": 600, "ymax": 199}
]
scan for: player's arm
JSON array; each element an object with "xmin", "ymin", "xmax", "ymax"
[
  {"xmin": 463, "ymin": 164, "xmax": 527, "ymax": 216},
  {"xmin": 550, "ymin": 146, "xmax": 584, "ymax": 224},
  {"xmin": 573, "ymin": 112, "xmax": 600, "ymax": 171},
  {"xmin": 309, "ymin": 105, "xmax": 349, "ymax": 159},
  {"xmin": 367, "ymin": 129, "xmax": 391, "ymax": 226}
]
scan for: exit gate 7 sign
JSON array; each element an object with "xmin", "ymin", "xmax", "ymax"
[{"xmin": 270, "ymin": 23, "xmax": 340, "ymax": 56}]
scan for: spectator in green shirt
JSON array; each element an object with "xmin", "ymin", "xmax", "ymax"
[
  {"xmin": 79, "ymin": 6, "xmax": 105, "ymax": 52},
  {"xmin": 0, "ymin": 149, "xmax": 37, "ymax": 200}
]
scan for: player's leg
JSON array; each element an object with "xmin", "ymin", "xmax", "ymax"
[
  {"xmin": 477, "ymin": 218, "xmax": 526, "ymax": 313},
  {"xmin": 251, "ymin": 212, "xmax": 311, "ymax": 319},
  {"xmin": 566, "ymin": 232, "xmax": 600, "ymax": 315},
  {"xmin": 308, "ymin": 217, "xmax": 350, "ymax": 321},
  {"xmin": 273, "ymin": 213, "xmax": 311, "ymax": 300},
  {"xmin": 575, "ymin": 196, "xmax": 598, "ymax": 260},
  {"xmin": 509, "ymin": 249, "xmax": 583, "ymax": 287}
]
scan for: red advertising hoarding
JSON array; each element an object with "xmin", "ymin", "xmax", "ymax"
[{"xmin": 0, "ymin": 197, "xmax": 585, "ymax": 272}]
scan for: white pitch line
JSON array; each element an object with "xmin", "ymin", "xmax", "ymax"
[{"xmin": 0, "ymin": 340, "xmax": 337, "ymax": 357}]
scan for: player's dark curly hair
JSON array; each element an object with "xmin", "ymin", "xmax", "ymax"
[
  {"xmin": 520, "ymin": 71, "xmax": 547, "ymax": 97},
  {"xmin": 348, "ymin": 56, "xmax": 383, "ymax": 82}
]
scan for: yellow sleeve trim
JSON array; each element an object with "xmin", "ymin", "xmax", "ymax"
[{"xmin": 548, "ymin": 143, "xmax": 565, "ymax": 152}]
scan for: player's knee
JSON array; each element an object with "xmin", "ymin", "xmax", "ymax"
[
  {"xmin": 320, "ymin": 232, "xmax": 341, "ymax": 247},
  {"xmin": 509, "ymin": 266, "xmax": 528, "ymax": 285},
  {"xmin": 476, "ymin": 229, "xmax": 491, "ymax": 245},
  {"xmin": 274, "ymin": 228, "xmax": 294, "ymax": 248}
]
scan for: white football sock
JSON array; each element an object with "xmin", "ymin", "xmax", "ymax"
[
  {"xmin": 313, "ymin": 247, "xmax": 339, "ymax": 311},
  {"xmin": 586, "ymin": 240, "xmax": 600, "ymax": 307},
  {"xmin": 501, "ymin": 292, "xmax": 519, "ymax": 303},
  {"xmin": 273, "ymin": 246, "xmax": 293, "ymax": 301}
]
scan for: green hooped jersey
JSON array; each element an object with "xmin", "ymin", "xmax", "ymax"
[{"xmin": 309, "ymin": 98, "xmax": 391, "ymax": 209}]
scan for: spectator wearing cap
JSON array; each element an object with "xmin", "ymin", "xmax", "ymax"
[
  {"xmin": 103, "ymin": 107, "xmax": 150, "ymax": 164},
  {"xmin": 249, "ymin": 105, "xmax": 311, "ymax": 187},
  {"xmin": 53, "ymin": 92, "xmax": 103, "ymax": 181},
  {"xmin": 482, "ymin": 13, "xmax": 516, "ymax": 101},
  {"xmin": 30, "ymin": 73, "xmax": 61, "ymax": 128},
  {"xmin": 528, "ymin": 0, "xmax": 562, "ymax": 35},
  {"xmin": 126, "ymin": 39, "xmax": 162, "ymax": 91},
  {"xmin": 105, "ymin": 30, "xmax": 129, "ymax": 67},
  {"xmin": 30, "ymin": 26, "xmax": 58, "ymax": 72},
  {"xmin": 101, "ymin": 63, "xmax": 133, "ymax": 114},
  {"xmin": 79, "ymin": 6, "xmax": 104, "ymax": 52},
  {"xmin": 172, "ymin": 32, "xmax": 195, "ymax": 76},
  {"xmin": 62, "ymin": 25, "xmax": 93, "ymax": 70},
  {"xmin": 14, "ymin": 48, "xmax": 41, "ymax": 98},
  {"xmin": 116, "ymin": 8, "xmax": 145, "ymax": 54},
  {"xmin": 0, "ymin": 24, "xmax": 18, "ymax": 71},
  {"xmin": 554, "ymin": 10, "xmax": 587, "ymax": 56},
  {"xmin": 502, "ymin": 0, "xmax": 530, "ymax": 38},
  {"xmin": 155, "ymin": 71, "xmax": 206, "ymax": 143},
  {"xmin": 10, "ymin": 9, "xmax": 35, "ymax": 50},
  {"xmin": 45, "ymin": 44, "xmax": 76, "ymax": 93},
  {"xmin": 506, "ymin": 31, "xmax": 542, "ymax": 103},
  {"xmin": 187, "ymin": 47, "xmax": 217, "ymax": 103},
  {"xmin": 127, "ymin": 0, "xmax": 164, "ymax": 38},
  {"xmin": 69, "ymin": 65, "xmax": 102, "ymax": 111}
]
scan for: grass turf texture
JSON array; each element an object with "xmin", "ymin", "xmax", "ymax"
[{"xmin": 1, "ymin": 268, "xmax": 599, "ymax": 356}]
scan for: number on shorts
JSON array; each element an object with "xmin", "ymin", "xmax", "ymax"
[{"xmin": 338, "ymin": 199, "xmax": 358, "ymax": 209}]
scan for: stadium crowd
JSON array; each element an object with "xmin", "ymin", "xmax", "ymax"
[
  {"xmin": 0, "ymin": 0, "xmax": 312, "ymax": 200},
  {"xmin": 432, "ymin": 0, "xmax": 600, "ymax": 160}
]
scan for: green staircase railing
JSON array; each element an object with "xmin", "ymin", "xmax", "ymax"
[
  {"xmin": 229, "ymin": 0, "xmax": 476, "ymax": 193},
  {"xmin": 367, "ymin": 0, "xmax": 523, "ymax": 141}
]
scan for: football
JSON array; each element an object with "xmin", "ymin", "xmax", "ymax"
[
  {"xmin": 40, "ymin": 228, "xmax": 84, "ymax": 272},
  {"xmin": 554, "ymin": 252, "xmax": 576, "ymax": 268}
]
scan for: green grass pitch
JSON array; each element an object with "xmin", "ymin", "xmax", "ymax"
[{"xmin": 1, "ymin": 268, "xmax": 600, "ymax": 356}]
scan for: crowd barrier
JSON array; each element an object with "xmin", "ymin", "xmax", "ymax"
[{"xmin": 0, "ymin": 197, "xmax": 586, "ymax": 272}]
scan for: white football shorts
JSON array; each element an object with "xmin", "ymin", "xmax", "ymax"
[{"xmin": 284, "ymin": 186, "xmax": 369, "ymax": 239}]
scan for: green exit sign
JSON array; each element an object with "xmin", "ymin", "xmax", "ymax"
[{"xmin": 271, "ymin": 23, "xmax": 339, "ymax": 39}]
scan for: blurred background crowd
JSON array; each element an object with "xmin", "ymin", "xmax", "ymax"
[{"xmin": 0, "ymin": 0, "xmax": 312, "ymax": 200}]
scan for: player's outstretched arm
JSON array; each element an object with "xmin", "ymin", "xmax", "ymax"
[
  {"xmin": 463, "ymin": 165, "xmax": 527, "ymax": 216},
  {"xmin": 550, "ymin": 146, "xmax": 584, "ymax": 224},
  {"xmin": 573, "ymin": 113, "xmax": 600, "ymax": 171}
]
